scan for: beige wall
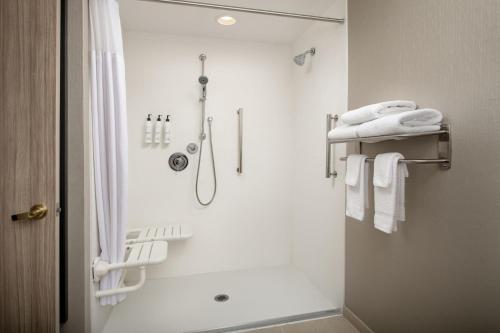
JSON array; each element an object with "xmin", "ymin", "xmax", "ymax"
[{"xmin": 346, "ymin": 1, "xmax": 500, "ymax": 332}]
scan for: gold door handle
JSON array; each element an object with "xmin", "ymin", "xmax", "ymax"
[{"xmin": 11, "ymin": 204, "xmax": 48, "ymax": 221}]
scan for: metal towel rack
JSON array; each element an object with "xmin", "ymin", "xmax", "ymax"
[
  {"xmin": 325, "ymin": 113, "xmax": 452, "ymax": 178},
  {"xmin": 325, "ymin": 114, "xmax": 339, "ymax": 178}
]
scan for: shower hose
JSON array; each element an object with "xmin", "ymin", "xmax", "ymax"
[{"xmin": 195, "ymin": 117, "xmax": 217, "ymax": 206}]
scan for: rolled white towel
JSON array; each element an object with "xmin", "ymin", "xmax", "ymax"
[
  {"xmin": 341, "ymin": 100, "xmax": 417, "ymax": 125},
  {"xmin": 327, "ymin": 125, "xmax": 359, "ymax": 140},
  {"xmin": 357, "ymin": 109, "xmax": 443, "ymax": 138}
]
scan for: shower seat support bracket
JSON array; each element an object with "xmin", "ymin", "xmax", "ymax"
[{"xmin": 92, "ymin": 241, "xmax": 168, "ymax": 298}]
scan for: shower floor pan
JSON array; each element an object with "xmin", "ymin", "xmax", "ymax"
[{"xmin": 102, "ymin": 266, "xmax": 339, "ymax": 333}]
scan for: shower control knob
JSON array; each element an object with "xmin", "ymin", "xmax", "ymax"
[{"xmin": 169, "ymin": 153, "xmax": 189, "ymax": 172}]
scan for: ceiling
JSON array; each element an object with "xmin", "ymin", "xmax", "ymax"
[{"xmin": 118, "ymin": 0, "xmax": 338, "ymax": 44}]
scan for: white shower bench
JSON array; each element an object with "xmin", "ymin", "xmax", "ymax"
[
  {"xmin": 126, "ymin": 224, "xmax": 193, "ymax": 244},
  {"xmin": 93, "ymin": 241, "xmax": 168, "ymax": 298}
]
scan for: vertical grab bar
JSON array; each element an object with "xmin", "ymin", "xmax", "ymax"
[
  {"xmin": 325, "ymin": 114, "xmax": 338, "ymax": 178},
  {"xmin": 237, "ymin": 108, "xmax": 243, "ymax": 174}
]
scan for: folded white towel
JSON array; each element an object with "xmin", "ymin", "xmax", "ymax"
[
  {"xmin": 357, "ymin": 109, "xmax": 442, "ymax": 138},
  {"xmin": 327, "ymin": 125, "xmax": 359, "ymax": 140},
  {"xmin": 345, "ymin": 155, "xmax": 369, "ymax": 221},
  {"xmin": 341, "ymin": 100, "xmax": 417, "ymax": 125},
  {"xmin": 373, "ymin": 153, "xmax": 408, "ymax": 234}
]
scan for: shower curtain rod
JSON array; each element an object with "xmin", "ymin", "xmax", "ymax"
[{"xmin": 140, "ymin": 0, "xmax": 345, "ymax": 24}]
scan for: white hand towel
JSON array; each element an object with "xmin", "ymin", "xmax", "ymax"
[
  {"xmin": 357, "ymin": 109, "xmax": 442, "ymax": 138},
  {"xmin": 345, "ymin": 155, "xmax": 369, "ymax": 221},
  {"xmin": 327, "ymin": 125, "xmax": 359, "ymax": 140},
  {"xmin": 341, "ymin": 100, "xmax": 417, "ymax": 125},
  {"xmin": 373, "ymin": 153, "xmax": 408, "ymax": 234}
]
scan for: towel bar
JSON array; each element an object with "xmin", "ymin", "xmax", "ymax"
[{"xmin": 339, "ymin": 157, "xmax": 450, "ymax": 165}]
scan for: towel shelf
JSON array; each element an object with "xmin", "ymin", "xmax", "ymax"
[
  {"xmin": 328, "ymin": 127, "xmax": 449, "ymax": 144},
  {"xmin": 325, "ymin": 114, "xmax": 451, "ymax": 171}
]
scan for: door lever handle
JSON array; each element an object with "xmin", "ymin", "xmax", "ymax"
[{"xmin": 11, "ymin": 204, "xmax": 48, "ymax": 221}]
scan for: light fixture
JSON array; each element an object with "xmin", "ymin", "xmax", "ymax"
[{"xmin": 216, "ymin": 15, "xmax": 237, "ymax": 26}]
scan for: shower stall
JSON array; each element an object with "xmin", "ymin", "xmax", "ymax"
[{"xmin": 92, "ymin": 0, "xmax": 348, "ymax": 332}]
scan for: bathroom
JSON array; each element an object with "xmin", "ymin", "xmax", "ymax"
[{"xmin": 1, "ymin": 0, "xmax": 499, "ymax": 332}]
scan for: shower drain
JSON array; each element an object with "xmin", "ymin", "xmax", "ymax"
[{"xmin": 214, "ymin": 294, "xmax": 229, "ymax": 303}]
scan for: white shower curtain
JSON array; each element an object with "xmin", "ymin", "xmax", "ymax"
[{"xmin": 89, "ymin": 0, "xmax": 128, "ymax": 306}]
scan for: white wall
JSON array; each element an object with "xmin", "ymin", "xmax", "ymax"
[
  {"xmin": 123, "ymin": 31, "xmax": 295, "ymax": 278},
  {"xmin": 290, "ymin": 1, "xmax": 347, "ymax": 307}
]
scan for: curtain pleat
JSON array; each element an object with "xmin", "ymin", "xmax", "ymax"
[{"xmin": 89, "ymin": 0, "xmax": 128, "ymax": 306}]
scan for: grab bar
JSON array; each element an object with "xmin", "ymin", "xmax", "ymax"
[
  {"xmin": 237, "ymin": 108, "xmax": 243, "ymax": 174},
  {"xmin": 325, "ymin": 114, "xmax": 338, "ymax": 178}
]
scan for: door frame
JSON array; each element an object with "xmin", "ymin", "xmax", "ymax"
[{"xmin": 62, "ymin": 0, "xmax": 94, "ymax": 332}]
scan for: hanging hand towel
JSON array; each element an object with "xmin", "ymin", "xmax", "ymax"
[
  {"xmin": 345, "ymin": 155, "xmax": 369, "ymax": 221},
  {"xmin": 341, "ymin": 100, "xmax": 417, "ymax": 125},
  {"xmin": 373, "ymin": 153, "xmax": 408, "ymax": 234},
  {"xmin": 327, "ymin": 125, "xmax": 360, "ymax": 140},
  {"xmin": 357, "ymin": 109, "xmax": 442, "ymax": 138}
]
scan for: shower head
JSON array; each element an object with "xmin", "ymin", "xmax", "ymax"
[
  {"xmin": 293, "ymin": 48, "xmax": 316, "ymax": 66},
  {"xmin": 199, "ymin": 75, "xmax": 209, "ymax": 85}
]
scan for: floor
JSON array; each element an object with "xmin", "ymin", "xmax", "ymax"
[
  {"xmin": 103, "ymin": 266, "xmax": 338, "ymax": 333},
  {"xmin": 244, "ymin": 317, "xmax": 359, "ymax": 333}
]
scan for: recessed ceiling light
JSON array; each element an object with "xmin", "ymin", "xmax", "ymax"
[{"xmin": 216, "ymin": 15, "xmax": 237, "ymax": 26}]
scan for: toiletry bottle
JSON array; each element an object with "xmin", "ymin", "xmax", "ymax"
[
  {"xmin": 144, "ymin": 114, "xmax": 153, "ymax": 144},
  {"xmin": 163, "ymin": 115, "xmax": 172, "ymax": 144},
  {"xmin": 154, "ymin": 115, "xmax": 162, "ymax": 144}
]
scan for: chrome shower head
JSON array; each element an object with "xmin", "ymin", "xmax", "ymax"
[{"xmin": 293, "ymin": 48, "xmax": 316, "ymax": 66}]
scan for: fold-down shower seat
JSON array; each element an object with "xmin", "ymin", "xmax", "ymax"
[
  {"xmin": 126, "ymin": 224, "xmax": 193, "ymax": 244},
  {"xmin": 93, "ymin": 241, "xmax": 168, "ymax": 298},
  {"xmin": 93, "ymin": 225, "xmax": 193, "ymax": 298}
]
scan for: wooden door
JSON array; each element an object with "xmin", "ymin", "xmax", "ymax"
[{"xmin": 0, "ymin": 0, "xmax": 60, "ymax": 331}]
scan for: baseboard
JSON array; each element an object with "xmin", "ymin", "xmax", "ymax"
[{"xmin": 343, "ymin": 306, "xmax": 374, "ymax": 333}]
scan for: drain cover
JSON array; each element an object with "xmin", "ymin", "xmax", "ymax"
[{"xmin": 214, "ymin": 294, "xmax": 229, "ymax": 302}]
